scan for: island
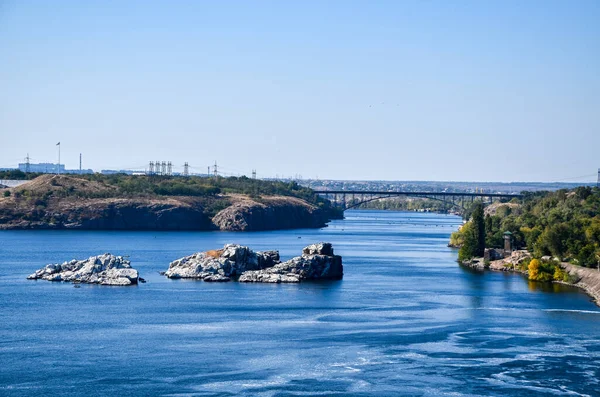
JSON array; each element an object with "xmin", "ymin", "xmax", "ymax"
[
  {"xmin": 27, "ymin": 253, "xmax": 139, "ymax": 285},
  {"xmin": 0, "ymin": 174, "xmax": 342, "ymax": 231},
  {"xmin": 165, "ymin": 242, "xmax": 343, "ymax": 283}
]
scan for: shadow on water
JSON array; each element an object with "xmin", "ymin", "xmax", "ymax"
[
  {"xmin": 457, "ymin": 263, "xmax": 487, "ymax": 309},
  {"xmin": 527, "ymin": 279, "xmax": 583, "ymax": 294}
]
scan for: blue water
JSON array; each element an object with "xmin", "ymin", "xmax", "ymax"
[{"xmin": 1, "ymin": 210, "xmax": 599, "ymax": 396}]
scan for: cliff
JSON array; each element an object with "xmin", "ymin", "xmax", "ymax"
[
  {"xmin": 211, "ymin": 195, "xmax": 331, "ymax": 231},
  {"xmin": 0, "ymin": 175, "xmax": 340, "ymax": 231}
]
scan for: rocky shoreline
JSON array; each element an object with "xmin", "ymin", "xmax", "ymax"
[{"xmin": 461, "ymin": 250, "xmax": 600, "ymax": 307}]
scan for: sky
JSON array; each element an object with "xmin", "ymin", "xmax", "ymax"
[{"xmin": 0, "ymin": 0, "xmax": 599, "ymax": 182}]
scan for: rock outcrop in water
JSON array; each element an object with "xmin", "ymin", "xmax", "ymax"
[
  {"xmin": 27, "ymin": 253, "xmax": 139, "ymax": 285},
  {"xmin": 165, "ymin": 242, "xmax": 342, "ymax": 283},
  {"xmin": 164, "ymin": 244, "xmax": 280, "ymax": 281},
  {"xmin": 239, "ymin": 242, "xmax": 343, "ymax": 283}
]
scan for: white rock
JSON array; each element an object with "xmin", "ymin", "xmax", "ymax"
[
  {"xmin": 27, "ymin": 254, "xmax": 139, "ymax": 286},
  {"xmin": 164, "ymin": 245, "xmax": 279, "ymax": 281}
]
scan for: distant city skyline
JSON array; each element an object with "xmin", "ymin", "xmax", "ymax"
[{"xmin": 1, "ymin": 1, "xmax": 599, "ymax": 182}]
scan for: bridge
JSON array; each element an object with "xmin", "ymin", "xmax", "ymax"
[{"xmin": 313, "ymin": 190, "xmax": 523, "ymax": 211}]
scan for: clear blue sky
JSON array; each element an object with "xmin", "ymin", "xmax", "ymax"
[{"xmin": 1, "ymin": 0, "xmax": 598, "ymax": 182}]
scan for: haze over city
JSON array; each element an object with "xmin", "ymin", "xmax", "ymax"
[{"xmin": 1, "ymin": 1, "xmax": 599, "ymax": 182}]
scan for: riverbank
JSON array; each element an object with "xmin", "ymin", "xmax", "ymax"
[
  {"xmin": 461, "ymin": 250, "xmax": 600, "ymax": 307},
  {"xmin": 0, "ymin": 175, "xmax": 342, "ymax": 231}
]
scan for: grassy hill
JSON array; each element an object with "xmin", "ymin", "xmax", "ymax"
[{"xmin": 0, "ymin": 173, "xmax": 342, "ymax": 230}]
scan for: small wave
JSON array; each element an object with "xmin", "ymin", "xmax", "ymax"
[{"xmin": 544, "ymin": 309, "xmax": 600, "ymax": 315}]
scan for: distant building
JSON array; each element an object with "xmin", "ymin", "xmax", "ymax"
[
  {"xmin": 18, "ymin": 163, "xmax": 65, "ymax": 173},
  {"xmin": 503, "ymin": 231, "xmax": 513, "ymax": 255},
  {"xmin": 100, "ymin": 170, "xmax": 135, "ymax": 175},
  {"xmin": 17, "ymin": 163, "xmax": 93, "ymax": 174},
  {"xmin": 66, "ymin": 169, "xmax": 94, "ymax": 175}
]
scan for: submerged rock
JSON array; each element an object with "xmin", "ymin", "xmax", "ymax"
[
  {"xmin": 27, "ymin": 253, "xmax": 138, "ymax": 285},
  {"xmin": 239, "ymin": 242, "xmax": 343, "ymax": 283},
  {"xmin": 164, "ymin": 244, "xmax": 280, "ymax": 281}
]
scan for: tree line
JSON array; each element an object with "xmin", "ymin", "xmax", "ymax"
[{"xmin": 453, "ymin": 186, "xmax": 600, "ymax": 269}]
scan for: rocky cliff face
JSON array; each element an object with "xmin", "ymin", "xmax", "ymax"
[
  {"xmin": 0, "ymin": 198, "xmax": 213, "ymax": 230},
  {"xmin": 164, "ymin": 242, "xmax": 342, "ymax": 283},
  {"xmin": 27, "ymin": 253, "xmax": 139, "ymax": 285},
  {"xmin": 211, "ymin": 196, "xmax": 331, "ymax": 231},
  {"xmin": 0, "ymin": 176, "xmax": 338, "ymax": 231}
]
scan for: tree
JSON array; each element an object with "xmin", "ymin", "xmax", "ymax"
[
  {"xmin": 538, "ymin": 223, "xmax": 570, "ymax": 259},
  {"xmin": 472, "ymin": 203, "xmax": 485, "ymax": 257},
  {"xmin": 528, "ymin": 259, "xmax": 540, "ymax": 280},
  {"xmin": 458, "ymin": 204, "xmax": 486, "ymax": 261},
  {"xmin": 485, "ymin": 214, "xmax": 493, "ymax": 236},
  {"xmin": 458, "ymin": 222, "xmax": 477, "ymax": 261}
]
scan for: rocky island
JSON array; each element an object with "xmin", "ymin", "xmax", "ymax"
[
  {"xmin": 27, "ymin": 253, "xmax": 139, "ymax": 285},
  {"xmin": 0, "ymin": 174, "xmax": 342, "ymax": 231},
  {"xmin": 165, "ymin": 242, "xmax": 343, "ymax": 283}
]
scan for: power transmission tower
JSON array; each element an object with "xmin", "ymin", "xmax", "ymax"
[
  {"xmin": 252, "ymin": 169, "xmax": 256, "ymax": 179},
  {"xmin": 79, "ymin": 153, "xmax": 82, "ymax": 174},
  {"xmin": 213, "ymin": 161, "xmax": 218, "ymax": 178},
  {"xmin": 597, "ymin": 168, "xmax": 600, "ymax": 188},
  {"xmin": 25, "ymin": 153, "xmax": 30, "ymax": 173},
  {"xmin": 156, "ymin": 160, "xmax": 161, "ymax": 175},
  {"xmin": 161, "ymin": 161, "xmax": 167, "ymax": 176},
  {"xmin": 149, "ymin": 161, "xmax": 154, "ymax": 175},
  {"xmin": 167, "ymin": 161, "xmax": 172, "ymax": 176},
  {"xmin": 183, "ymin": 162, "xmax": 189, "ymax": 177}
]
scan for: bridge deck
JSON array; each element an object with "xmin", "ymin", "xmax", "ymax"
[{"xmin": 314, "ymin": 190, "xmax": 522, "ymax": 198}]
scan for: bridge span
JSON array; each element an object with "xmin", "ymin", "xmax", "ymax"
[{"xmin": 313, "ymin": 190, "xmax": 522, "ymax": 211}]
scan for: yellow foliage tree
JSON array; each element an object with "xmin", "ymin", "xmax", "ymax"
[
  {"xmin": 528, "ymin": 259, "xmax": 540, "ymax": 280},
  {"xmin": 553, "ymin": 265, "xmax": 566, "ymax": 282}
]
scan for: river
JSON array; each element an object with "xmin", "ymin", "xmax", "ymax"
[{"xmin": 1, "ymin": 210, "xmax": 599, "ymax": 396}]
